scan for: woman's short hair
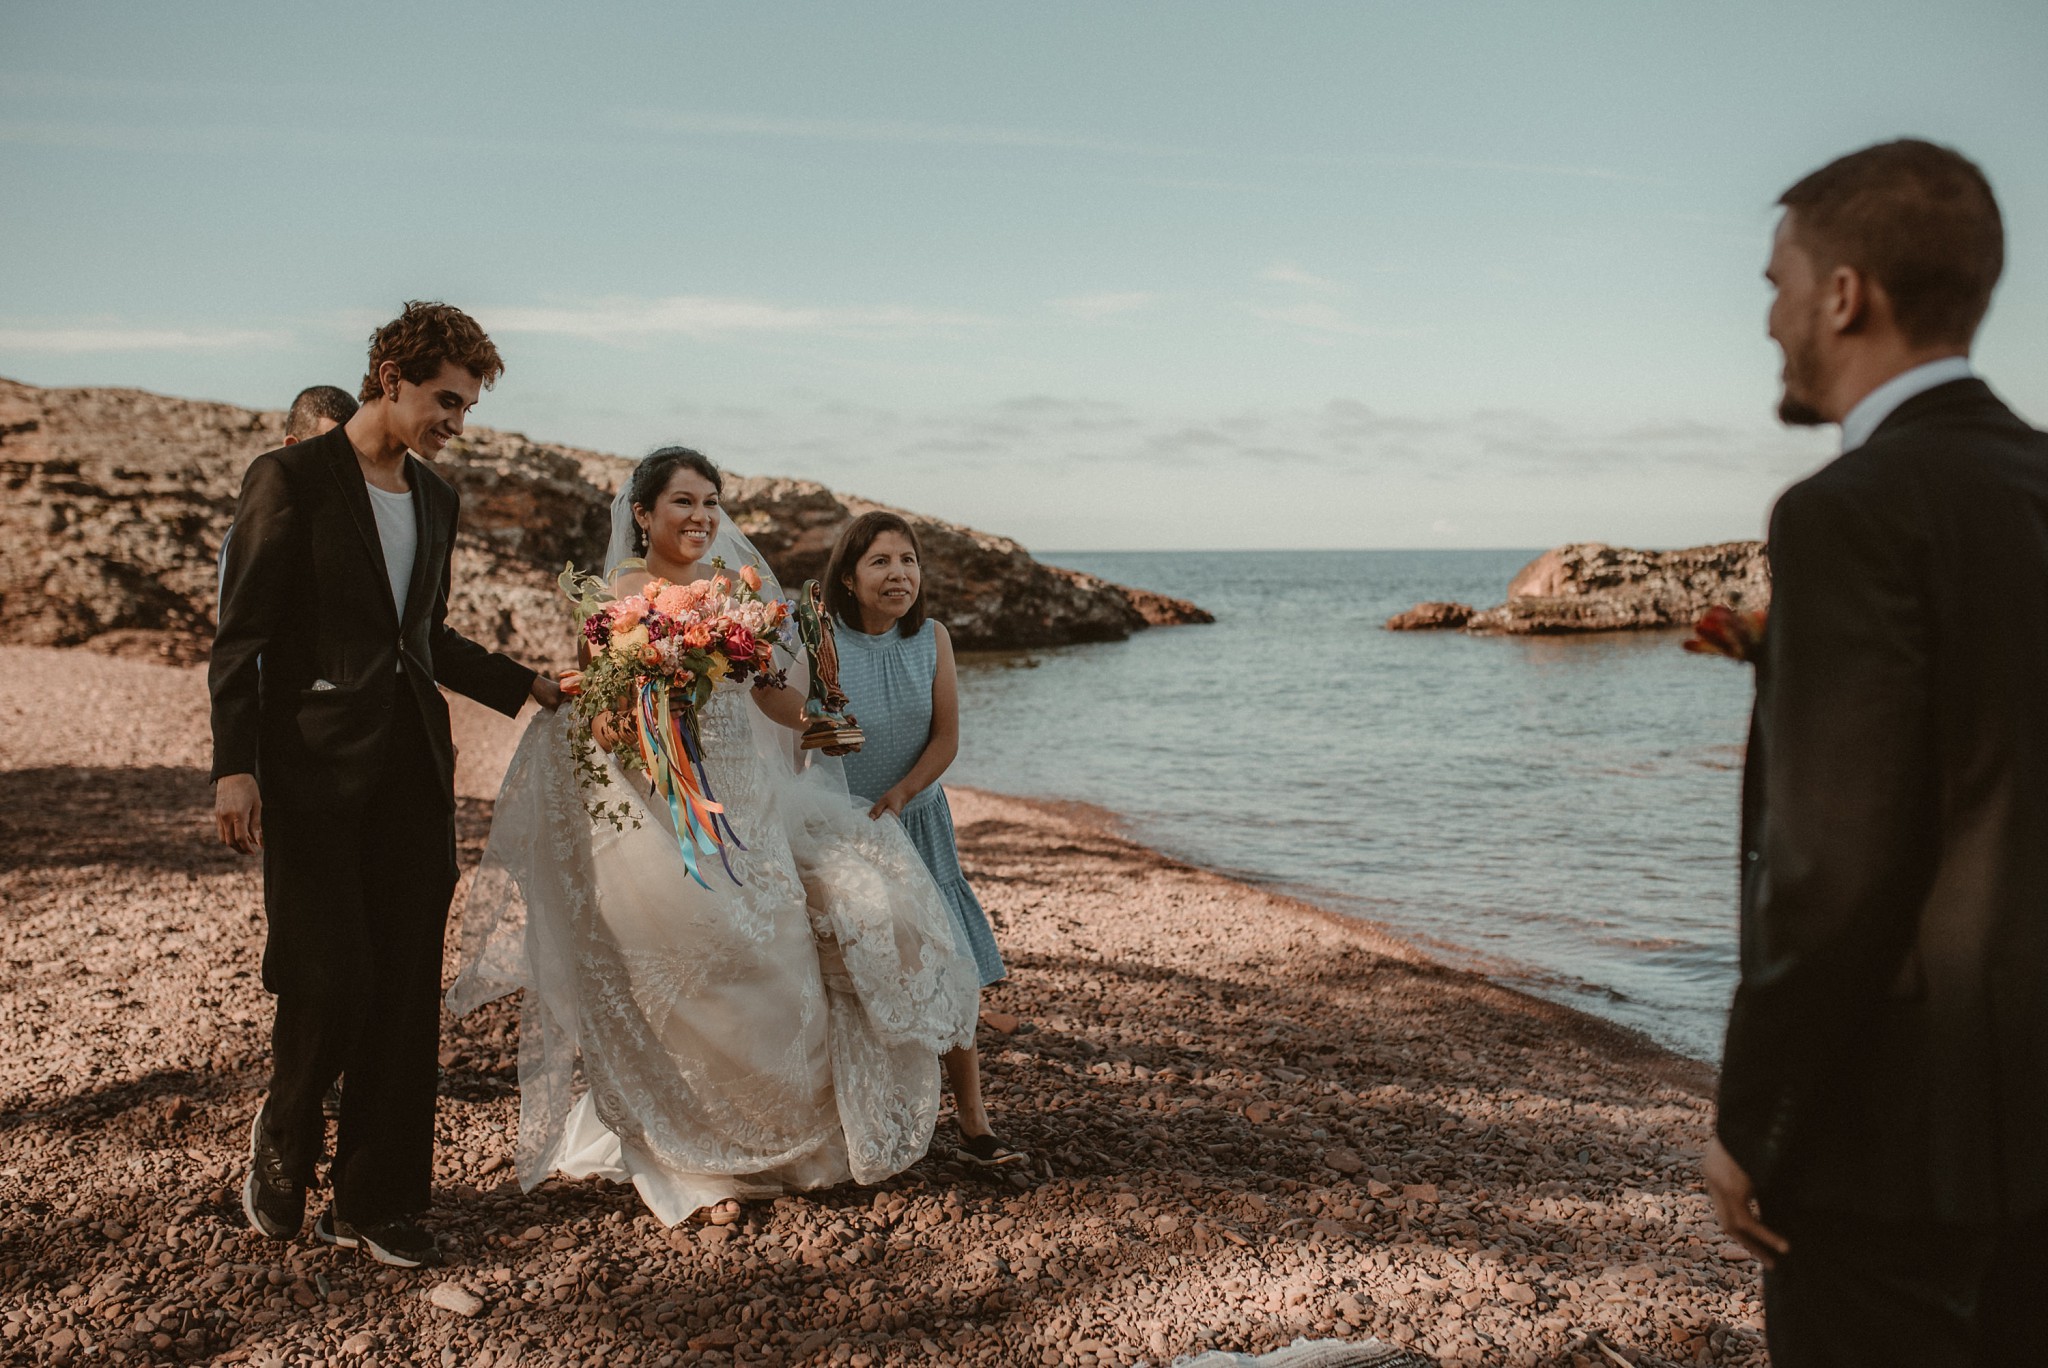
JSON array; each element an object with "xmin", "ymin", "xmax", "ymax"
[
  {"xmin": 627, "ymin": 447, "xmax": 722, "ymax": 556},
  {"xmin": 824, "ymin": 511, "xmax": 927, "ymax": 638},
  {"xmin": 1779, "ymin": 139, "xmax": 2003, "ymax": 348}
]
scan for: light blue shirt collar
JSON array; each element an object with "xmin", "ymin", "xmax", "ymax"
[{"xmin": 1840, "ymin": 356, "xmax": 1975, "ymax": 453}]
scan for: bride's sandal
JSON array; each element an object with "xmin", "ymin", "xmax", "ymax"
[
  {"xmin": 691, "ymin": 1199, "xmax": 744, "ymax": 1226},
  {"xmin": 955, "ymin": 1132, "xmax": 1027, "ymax": 1168}
]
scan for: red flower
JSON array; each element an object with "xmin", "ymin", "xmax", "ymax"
[{"xmin": 1684, "ymin": 605, "xmax": 1768, "ymax": 663}]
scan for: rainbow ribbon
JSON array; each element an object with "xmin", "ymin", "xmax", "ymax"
[{"xmin": 633, "ymin": 678, "xmax": 748, "ymax": 888}]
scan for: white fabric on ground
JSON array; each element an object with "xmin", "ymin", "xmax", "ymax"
[{"xmin": 1174, "ymin": 1339, "xmax": 1437, "ymax": 1367}]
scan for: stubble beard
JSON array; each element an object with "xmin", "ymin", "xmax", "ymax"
[{"xmin": 1775, "ymin": 328, "xmax": 1828, "ymax": 428}]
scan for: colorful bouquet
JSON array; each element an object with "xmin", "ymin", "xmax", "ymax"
[{"xmin": 557, "ymin": 557, "xmax": 793, "ymax": 887}]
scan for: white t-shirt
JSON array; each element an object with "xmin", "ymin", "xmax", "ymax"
[{"xmin": 366, "ymin": 482, "xmax": 418, "ymax": 623}]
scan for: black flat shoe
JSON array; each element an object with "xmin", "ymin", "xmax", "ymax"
[
  {"xmin": 243, "ymin": 1109, "xmax": 305, "ymax": 1240},
  {"xmin": 956, "ymin": 1132, "xmax": 1027, "ymax": 1168}
]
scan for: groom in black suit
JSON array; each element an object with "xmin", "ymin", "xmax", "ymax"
[
  {"xmin": 1708, "ymin": 140, "xmax": 2048, "ymax": 1364},
  {"xmin": 212, "ymin": 301, "xmax": 562, "ymax": 1266}
]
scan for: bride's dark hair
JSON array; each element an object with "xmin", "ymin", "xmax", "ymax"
[{"xmin": 628, "ymin": 446, "xmax": 721, "ymax": 555}]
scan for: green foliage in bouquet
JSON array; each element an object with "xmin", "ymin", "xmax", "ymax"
[{"xmin": 559, "ymin": 560, "xmax": 643, "ymax": 831}]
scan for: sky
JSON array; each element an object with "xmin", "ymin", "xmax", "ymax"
[{"xmin": 3, "ymin": 1, "xmax": 2045, "ymax": 551}]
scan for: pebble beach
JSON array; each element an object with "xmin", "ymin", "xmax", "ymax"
[{"xmin": 1, "ymin": 645, "xmax": 1767, "ymax": 1367}]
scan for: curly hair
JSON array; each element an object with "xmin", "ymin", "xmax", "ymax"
[{"xmin": 358, "ymin": 300, "xmax": 505, "ymax": 404}]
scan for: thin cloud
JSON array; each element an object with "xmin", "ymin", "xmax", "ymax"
[
  {"xmin": 615, "ymin": 108, "xmax": 1181, "ymax": 158},
  {"xmin": 0, "ymin": 325, "xmax": 290, "ymax": 352},
  {"xmin": 1379, "ymin": 153, "xmax": 1678, "ymax": 188},
  {"xmin": 487, "ymin": 295, "xmax": 991, "ymax": 341},
  {"xmin": 1048, "ymin": 292, "xmax": 1158, "ymax": 320},
  {"xmin": 1259, "ymin": 261, "xmax": 1340, "ymax": 291},
  {"xmin": 1247, "ymin": 302, "xmax": 1384, "ymax": 339},
  {"xmin": 596, "ymin": 392, "xmax": 1827, "ymax": 494}
]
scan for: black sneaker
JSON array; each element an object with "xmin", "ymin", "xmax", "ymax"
[
  {"xmin": 316, "ymin": 1210, "xmax": 441, "ymax": 1268},
  {"xmin": 312, "ymin": 1208, "xmax": 356, "ymax": 1249},
  {"xmin": 242, "ymin": 1109, "xmax": 305, "ymax": 1240}
]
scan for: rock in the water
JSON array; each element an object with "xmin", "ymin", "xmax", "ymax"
[
  {"xmin": 1382, "ymin": 601, "xmax": 1475, "ymax": 631},
  {"xmin": 0, "ymin": 376, "xmax": 1208, "ymax": 662},
  {"xmin": 1386, "ymin": 541, "xmax": 1769, "ymax": 636}
]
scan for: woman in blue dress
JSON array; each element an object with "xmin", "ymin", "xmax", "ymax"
[{"xmin": 824, "ymin": 512, "xmax": 1025, "ymax": 1168}]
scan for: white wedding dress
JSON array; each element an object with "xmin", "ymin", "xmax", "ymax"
[{"xmin": 448, "ymin": 555, "xmax": 979, "ymax": 1224}]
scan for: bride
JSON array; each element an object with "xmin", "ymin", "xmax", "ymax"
[{"xmin": 449, "ymin": 447, "xmax": 980, "ymax": 1225}]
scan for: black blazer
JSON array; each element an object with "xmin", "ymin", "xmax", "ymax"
[
  {"xmin": 1720, "ymin": 377, "xmax": 2048, "ymax": 1225},
  {"xmin": 209, "ymin": 425, "xmax": 536, "ymax": 810}
]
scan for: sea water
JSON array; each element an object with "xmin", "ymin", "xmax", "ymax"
[{"xmin": 950, "ymin": 550, "xmax": 1752, "ymax": 1061}]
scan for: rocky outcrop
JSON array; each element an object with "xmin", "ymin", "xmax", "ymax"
[
  {"xmin": 1383, "ymin": 601, "xmax": 1475, "ymax": 632},
  {"xmin": 717, "ymin": 475, "xmax": 1211, "ymax": 649},
  {"xmin": 1384, "ymin": 541, "xmax": 1770, "ymax": 636},
  {"xmin": 0, "ymin": 377, "xmax": 1208, "ymax": 665}
]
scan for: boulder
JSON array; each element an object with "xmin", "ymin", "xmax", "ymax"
[
  {"xmin": 718, "ymin": 474, "xmax": 1211, "ymax": 649},
  {"xmin": 1382, "ymin": 601, "xmax": 1474, "ymax": 632},
  {"xmin": 1382, "ymin": 541, "xmax": 1769, "ymax": 636},
  {"xmin": 0, "ymin": 376, "xmax": 1208, "ymax": 665}
]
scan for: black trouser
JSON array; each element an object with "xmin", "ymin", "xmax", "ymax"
[
  {"xmin": 258, "ymin": 696, "xmax": 457, "ymax": 1226},
  {"xmin": 1763, "ymin": 1205, "xmax": 2048, "ymax": 1367}
]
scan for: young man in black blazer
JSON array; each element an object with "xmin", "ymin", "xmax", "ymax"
[
  {"xmin": 211, "ymin": 301, "xmax": 563, "ymax": 1266},
  {"xmin": 1709, "ymin": 140, "xmax": 2047, "ymax": 1364}
]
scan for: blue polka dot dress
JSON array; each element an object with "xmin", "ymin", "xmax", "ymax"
[{"xmin": 834, "ymin": 618, "xmax": 1007, "ymax": 988}]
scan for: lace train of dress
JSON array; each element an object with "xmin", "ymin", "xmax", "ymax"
[{"xmin": 449, "ymin": 686, "xmax": 979, "ymax": 1225}]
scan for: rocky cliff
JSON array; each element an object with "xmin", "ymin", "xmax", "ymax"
[
  {"xmin": 0, "ymin": 378, "xmax": 1208, "ymax": 666},
  {"xmin": 1384, "ymin": 541, "xmax": 1770, "ymax": 635}
]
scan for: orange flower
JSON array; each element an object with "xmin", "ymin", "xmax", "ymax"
[
  {"xmin": 739, "ymin": 564, "xmax": 762, "ymax": 592},
  {"xmin": 683, "ymin": 622, "xmax": 714, "ymax": 649}
]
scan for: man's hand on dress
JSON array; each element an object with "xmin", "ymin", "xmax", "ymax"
[
  {"xmin": 215, "ymin": 773, "xmax": 263, "ymax": 854},
  {"xmin": 1704, "ymin": 1136, "xmax": 1789, "ymax": 1269},
  {"xmin": 530, "ymin": 673, "xmax": 565, "ymax": 710}
]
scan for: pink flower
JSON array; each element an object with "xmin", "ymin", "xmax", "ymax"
[
  {"xmin": 653, "ymin": 583, "xmax": 694, "ymax": 617},
  {"xmin": 723, "ymin": 625, "xmax": 757, "ymax": 661},
  {"xmin": 609, "ymin": 600, "xmax": 646, "ymax": 630}
]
